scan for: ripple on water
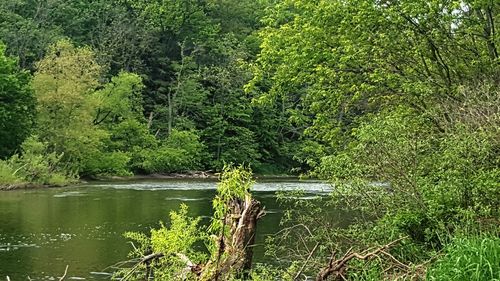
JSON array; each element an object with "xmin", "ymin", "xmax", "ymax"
[
  {"xmin": 0, "ymin": 243, "xmax": 38, "ymax": 251},
  {"xmin": 96, "ymin": 181, "xmax": 332, "ymax": 193},
  {"xmin": 164, "ymin": 197, "xmax": 210, "ymax": 201},
  {"xmin": 99, "ymin": 182, "xmax": 215, "ymax": 191},
  {"xmin": 53, "ymin": 191, "xmax": 87, "ymax": 198},
  {"xmin": 0, "ymin": 232, "xmax": 75, "ymax": 252}
]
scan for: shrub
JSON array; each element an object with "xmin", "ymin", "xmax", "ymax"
[
  {"xmin": 141, "ymin": 130, "xmax": 205, "ymax": 173},
  {"xmin": 0, "ymin": 160, "xmax": 23, "ymax": 186},
  {"xmin": 122, "ymin": 204, "xmax": 205, "ymax": 280},
  {"xmin": 4, "ymin": 136, "xmax": 75, "ymax": 186},
  {"xmin": 119, "ymin": 165, "xmax": 256, "ymax": 280},
  {"xmin": 107, "ymin": 119, "xmax": 157, "ymax": 152},
  {"xmin": 82, "ymin": 151, "xmax": 132, "ymax": 176},
  {"xmin": 271, "ymin": 92, "xmax": 499, "ymax": 279}
]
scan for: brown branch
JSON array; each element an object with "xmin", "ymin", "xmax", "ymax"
[
  {"xmin": 380, "ymin": 250, "xmax": 410, "ymax": 270},
  {"xmin": 122, "ymin": 252, "xmax": 202, "ymax": 281},
  {"xmin": 316, "ymin": 236, "xmax": 408, "ymax": 281}
]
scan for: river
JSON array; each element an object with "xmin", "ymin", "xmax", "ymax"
[{"xmin": 0, "ymin": 179, "xmax": 333, "ymax": 280}]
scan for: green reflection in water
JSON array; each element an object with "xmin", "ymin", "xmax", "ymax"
[{"xmin": 0, "ymin": 179, "xmax": 339, "ymax": 280}]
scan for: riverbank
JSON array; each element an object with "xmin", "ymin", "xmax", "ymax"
[
  {"xmin": 90, "ymin": 171, "xmax": 218, "ymax": 181},
  {"xmin": 0, "ymin": 182, "xmax": 74, "ymax": 191},
  {"xmin": 0, "ymin": 182, "xmax": 43, "ymax": 191}
]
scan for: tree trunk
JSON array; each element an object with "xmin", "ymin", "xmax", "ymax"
[{"xmin": 202, "ymin": 194, "xmax": 263, "ymax": 280}]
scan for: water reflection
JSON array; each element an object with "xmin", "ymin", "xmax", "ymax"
[{"xmin": 0, "ymin": 179, "xmax": 332, "ymax": 280}]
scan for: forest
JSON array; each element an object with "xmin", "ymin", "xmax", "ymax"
[{"xmin": 0, "ymin": 0, "xmax": 499, "ymax": 280}]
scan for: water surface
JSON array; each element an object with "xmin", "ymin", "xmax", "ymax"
[{"xmin": 0, "ymin": 179, "xmax": 332, "ymax": 280}]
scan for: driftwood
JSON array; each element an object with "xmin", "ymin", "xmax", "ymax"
[{"xmin": 316, "ymin": 236, "xmax": 408, "ymax": 281}]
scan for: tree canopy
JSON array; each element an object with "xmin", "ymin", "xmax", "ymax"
[{"xmin": 0, "ymin": 42, "xmax": 34, "ymax": 158}]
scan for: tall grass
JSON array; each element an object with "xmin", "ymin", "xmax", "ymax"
[
  {"xmin": 427, "ymin": 235, "xmax": 500, "ymax": 281},
  {"xmin": 0, "ymin": 160, "xmax": 23, "ymax": 186}
]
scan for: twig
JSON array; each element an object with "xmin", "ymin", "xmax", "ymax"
[
  {"xmin": 294, "ymin": 242, "xmax": 319, "ymax": 281},
  {"xmin": 120, "ymin": 262, "xmax": 142, "ymax": 281},
  {"xmin": 58, "ymin": 265, "xmax": 69, "ymax": 281},
  {"xmin": 273, "ymin": 223, "xmax": 314, "ymax": 237},
  {"xmin": 380, "ymin": 250, "xmax": 410, "ymax": 270},
  {"xmin": 141, "ymin": 252, "xmax": 164, "ymax": 263},
  {"xmin": 6, "ymin": 276, "xmax": 11, "ymax": 281}
]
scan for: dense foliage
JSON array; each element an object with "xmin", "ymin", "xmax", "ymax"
[
  {"xmin": 246, "ymin": 0, "xmax": 499, "ymax": 279},
  {"xmin": 0, "ymin": 0, "xmax": 498, "ymax": 279},
  {"xmin": 0, "ymin": 0, "xmax": 299, "ymax": 182},
  {"xmin": 0, "ymin": 42, "xmax": 34, "ymax": 158}
]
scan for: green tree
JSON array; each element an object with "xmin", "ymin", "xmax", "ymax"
[
  {"xmin": 248, "ymin": 0, "xmax": 500, "ymax": 278},
  {"xmin": 249, "ymin": 0, "xmax": 500, "ymax": 149},
  {"xmin": 0, "ymin": 0, "xmax": 62, "ymax": 69},
  {"xmin": 32, "ymin": 39, "xmax": 106, "ymax": 171},
  {"xmin": 0, "ymin": 42, "xmax": 35, "ymax": 158},
  {"xmin": 93, "ymin": 72, "xmax": 145, "ymax": 126}
]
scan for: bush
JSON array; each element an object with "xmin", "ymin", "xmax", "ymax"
[
  {"xmin": 82, "ymin": 151, "xmax": 132, "ymax": 176},
  {"xmin": 106, "ymin": 119, "xmax": 158, "ymax": 173},
  {"xmin": 319, "ymin": 104, "xmax": 499, "ymax": 236},
  {"xmin": 107, "ymin": 119, "xmax": 157, "ymax": 151},
  {"xmin": 119, "ymin": 166, "xmax": 256, "ymax": 280},
  {"xmin": 0, "ymin": 160, "xmax": 23, "ymax": 186},
  {"xmin": 271, "ymin": 88, "xmax": 499, "ymax": 279},
  {"xmin": 121, "ymin": 204, "xmax": 205, "ymax": 280},
  {"xmin": 141, "ymin": 130, "xmax": 205, "ymax": 173},
  {"xmin": 3, "ymin": 136, "xmax": 75, "ymax": 186},
  {"xmin": 427, "ymin": 236, "xmax": 500, "ymax": 281}
]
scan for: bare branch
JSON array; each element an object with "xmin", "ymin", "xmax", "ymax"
[
  {"xmin": 316, "ymin": 236, "xmax": 408, "ymax": 281},
  {"xmin": 58, "ymin": 265, "xmax": 69, "ymax": 281}
]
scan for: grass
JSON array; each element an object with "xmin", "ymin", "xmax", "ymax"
[
  {"xmin": 0, "ymin": 160, "xmax": 23, "ymax": 186},
  {"xmin": 427, "ymin": 235, "xmax": 500, "ymax": 281}
]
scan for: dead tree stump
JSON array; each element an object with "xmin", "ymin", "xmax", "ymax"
[{"xmin": 202, "ymin": 194, "xmax": 264, "ymax": 280}]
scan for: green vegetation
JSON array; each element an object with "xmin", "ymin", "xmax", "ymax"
[
  {"xmin": 427, "ymin": 235, "xmax": 500, "ymax": 281},
  {"xmin": 119, "ymin": 165, "xmax": 262, "ymax": 280},
  {"xmin": 0, "ymin": 0, "xmax": 498, "ymax": 279},
  {"xmin": 0, "ymin": 136, "xmax": 75, "ymax": 189},
  {"xmin": 0, "ymin": 0, "xmax": 299, "ymax": 186},
  {"xmin": 244, "ymin": 0, "xmax": 500, "ymax": 279},
  {"xmin": 0, "ymin": 42, "xmax": 34, "ymax": 158}
]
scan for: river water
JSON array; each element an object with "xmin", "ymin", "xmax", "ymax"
[{"xmin": 0, "ymin": 179, "xmax": 333, "ymax": 280}]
